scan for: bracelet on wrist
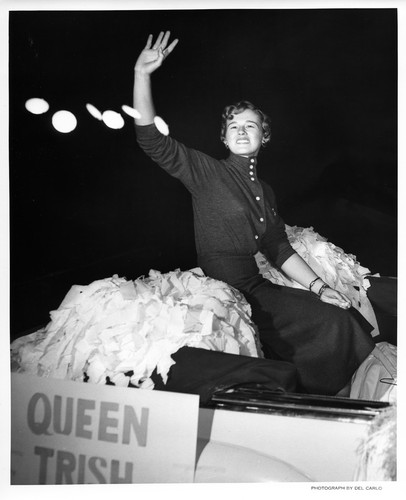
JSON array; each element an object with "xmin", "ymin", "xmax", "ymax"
[
  {"xmin": 317, "ymin": 283, "xmax": 329, "ymax": 298},
  {"xmin": 309, "ymin": 277, "xmax": 322, "ymax": 292}
]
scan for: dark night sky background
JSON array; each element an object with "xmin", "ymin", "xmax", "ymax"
[{"xmin": 8, "ymin": 7, "xmax": 397, "ymax": 338}]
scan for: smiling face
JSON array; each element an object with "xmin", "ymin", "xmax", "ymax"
[{"xmin": 224, "ymin": 109, "xmax": 264, "ymax": 157}]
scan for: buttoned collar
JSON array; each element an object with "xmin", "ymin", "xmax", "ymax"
[{"xmin": 225, "ymin": 152, "xmax": 258, "ymax": 170}]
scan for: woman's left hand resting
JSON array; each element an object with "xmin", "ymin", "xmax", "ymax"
[
  {"xmin": 319, "ymin": 287, "xmax": 351, "ymax": 310},
  {"xmin": 280, "ymin": 253, "xmax": 351, "ymax": 310}
]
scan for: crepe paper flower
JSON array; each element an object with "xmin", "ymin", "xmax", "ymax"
[
  {"xmin": 354, "ymin": 401, "xmax": 397, "ymax": 481},
  {"xmin": 350, "ymin": 341, "xmax": 397, "ymax": 403},
  {"xmin": 255, "ymin": 225, "xmax": 380, "ymax": 337},
  {"xmin": 11, "ymin": 268, "xmax": 260, "ymax": 389}
]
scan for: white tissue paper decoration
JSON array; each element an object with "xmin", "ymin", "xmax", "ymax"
[
  {"xmin": 255, "ymin": 225, "xmax": 380, "ymax": 336},
  {"xmin": 354, "ymin": 402, "xmax": 396, "ymax": 481},
  {"xmin": 11, "ymin": 268, "xmax": 260, "ymax": 390}
]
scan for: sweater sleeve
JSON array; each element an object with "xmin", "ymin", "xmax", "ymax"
[
  {"xmin": 135, "ymin": 123, "xmax": 214, "ymax": 192},
  {"xmin": 260, "ymin": 184, "xmax": 296, "ymax": 268}
]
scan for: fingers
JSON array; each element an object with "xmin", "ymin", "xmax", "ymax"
[
  {"xmin": 148, "ymin": 31, "xmax": 178, "ymax": 54},
  {"xmin": 161, "ymin": 31, "xmax": 171, "ymax": 49},
  {"xmin": 321, "ymin": 290, "xmax": 351, "ymax": 309},
  {"xmin": 337, "ymin": 299, "xmax": 351, "ymax": 309},
  {"xmin": 144, "ymin": 34, "xmax": 153, "ymax": 49},
  {"xmin": 165, "ymin": 38, "xmax": 179, "ymax": 55},
  {"xmin": 336, "ymin": 292, "xmax": 351, "ymax": 308},
  {"xmin": 152, "ymin": 31, "xmax": 165, "ymax": 50},
  {"xmin": 323, "ymin": 297, "xmax": 350, "ymax": 309}
]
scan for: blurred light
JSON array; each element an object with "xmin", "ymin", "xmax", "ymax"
[
  {"xmin": 52, "ymin": 110, "xmax": 77, "ymax": 133},
  {"xmin": 121, "ymin": 104, "xmax": 142, "ymax": 119},
  {"xmin": 86, "ymin": 103, "xmax": 103, "ymax": 120},
  {"xmin": 102, "ymin": 110, "xmax": 125, "ymax": 129},
  {"xmin": 25, "ymin": 98, "xmax": 49, "ymax": 115},
  {"xmin": 154, "ymin": 116, "xmax": 169, "ymax": 136}
]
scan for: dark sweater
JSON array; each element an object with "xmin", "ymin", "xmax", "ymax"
[
  {"xmin": 135, "ymin": 123, "xmax": 295, "ymax": 277},
  {"xmin": 136, "ymin": 124, "xmax": 376, "ymax": 396}
]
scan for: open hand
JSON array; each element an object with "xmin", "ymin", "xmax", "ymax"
[
  {"xmin": 319, "ymin": 287, "xmax": 352, "ymax": 310},
  {"xmin": 134, "ymin": 31, "xmax": 179, "ymax": 75}
]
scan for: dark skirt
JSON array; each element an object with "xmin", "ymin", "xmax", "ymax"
[
  {"xmin": 151, "ymin": 347, "xmax": 298, "ymax": 405},
  {"xmin": 199, "ymin": 254, "xmax": 376, "ymax": 395}
]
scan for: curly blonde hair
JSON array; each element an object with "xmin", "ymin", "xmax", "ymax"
[{"xmin": 220, "ymin": 100, "xmax": 271, "ymax": 147}]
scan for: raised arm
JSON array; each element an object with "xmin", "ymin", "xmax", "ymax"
[{"xmin": 133, "ymin": 31, "xmax": 179, "ymax": 125}]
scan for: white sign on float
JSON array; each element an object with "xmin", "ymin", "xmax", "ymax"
[{"xmin": 11, "ymin": 373, "xmax": 199, "ymax": 484}]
